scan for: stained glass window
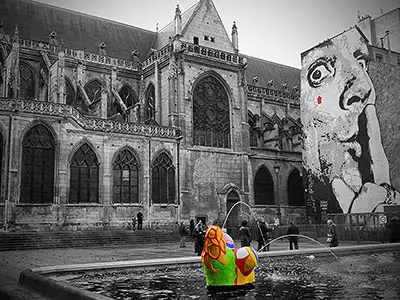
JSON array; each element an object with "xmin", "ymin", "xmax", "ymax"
[
  {"xmin": 20, "ymin": 124, "xmax": 55, "ymax": 203},
  {"xmin": 287, "ymin": 169, "xmax": 305, "ymax": 206},
  {"xmin": 151, "ymin": 152, "xmax": 175, "ymax": 204},
  {"xmin": 113, "ymin": 148, "xmax": 139, "ymax": 203},
  {"xmin": 69, "ymin": 143, "xmax": 99, "ymax": 203},
  {"xmin": 254, "ymin": 166, "xmax": 274, "ymax": 205},
  {"xmin": 193, "ymin": 76, "xmax": 230, "ymax": 148},
  {"xmin": 19, "ymin": 63, "xmax": 35, "ymax": 99}
]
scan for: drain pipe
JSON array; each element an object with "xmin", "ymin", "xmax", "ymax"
[
  {"xmin": 4, "ymin": 110, "xmax": 13, "ymax": 231},
  {"xmin": 148, "ymin": 138, "xmax": 152, "ymax": 229},
  {"xmin": 176, "ymin": 135, "xmax": 183, "ymax": 223}
]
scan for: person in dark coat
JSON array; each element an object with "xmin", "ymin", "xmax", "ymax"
[
  {"xmin": 386, "ymin": 217, "xmax": 400, "ymax": 243},
  {"xmin": 136, "ymin": 211, "xmax": 144, "ymax": 230},
  {"xmin": 256, "ymin": 218, "xmax": 273, "ymax": 251},
  {"xmin": 286, "ymin": 221, "xmax": 299, "ymax": 250},
  {"xmin": 189, "ymin": 219, "xmax": 195, "ymax": 237},
  {"xmin": 193, "ymin": 220, "xmax": 206, "ymax": 256},
  {"xmin": 239, "ymin": 220, "xmax": 252, "ymax": 247},
  {"xmin": 178, "ymin": 221, "xmax": 189, "ymax": 248},
  {"xmin": 326, "ymin": 219, "xmax": 339, "ymax": 247}
]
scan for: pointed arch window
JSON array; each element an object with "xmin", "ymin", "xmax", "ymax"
[
  {"xmin": 248, "ymin": 112, "xmax": 259, "ymax": 147},
  {"xmin": 19, "ymin": 63, "xmax": 35, "ymax": 99},
  {"xmin": 145, "ymin": 83, "xmax": 155, "ymax": 124},
  {"xmin": 113, "ymin": 148, "xmax": 139, "ymax": 203},
  {"xmin": 85, "ymin": 80, "xmax": 102, "ymax": 103},
  {"xmin": 69, "ymin": 143, "xmax": 99, "ymax": 203},
  {"xmin": 20, "ymin": 124, "xmax": 55, "ymax": 203},
  {"xmin": 254, "ymin": 166, "xmax": 274, "ymax": 205},
  {"xmin": 152, "ymin": 152, "xmax": 175, "ymax": 204},
  {"xmin": 193, "ymin": 75, "xmax": 230, "ymax": 148},
  {"xmin": 65, "ymin": 77, "xmax": 75, "ymax": 106},
  {"xmin": 119, "ymin": 85, "xmax": 137, "ymax": 108},
  {"xmin": 288, "ymin": 169, "xmax": 305, "ymax": 206}
]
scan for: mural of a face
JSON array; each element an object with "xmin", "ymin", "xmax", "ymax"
[{"xmin": 301, "ymin": 27, "xmax": 398, "ymax": 213}]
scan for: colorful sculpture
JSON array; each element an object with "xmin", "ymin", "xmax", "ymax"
[{"xmin": 201, "ymin": 225, "xmax": 258, "ymax": 288}]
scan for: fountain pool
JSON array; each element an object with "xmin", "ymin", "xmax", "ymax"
[{"xmin": 47, "ymin": 250, "xmax": 400, "ymax": 300}]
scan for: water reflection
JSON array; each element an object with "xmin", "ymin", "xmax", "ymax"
[{"xmin": 64, "ymin": 252, "xmax": 400, "ymax": 300}]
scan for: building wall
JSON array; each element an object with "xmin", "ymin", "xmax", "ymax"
[{"xmin": 301, "ymin": 27, "xmax": 400, "ymax": 218}]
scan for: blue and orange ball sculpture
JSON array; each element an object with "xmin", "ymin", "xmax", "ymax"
[{"xmin": 201, "ymin": 225, "xmax": 258, "ymax": 287}]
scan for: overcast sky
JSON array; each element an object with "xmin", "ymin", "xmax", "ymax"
[{"xmin": 34, "ymin": 0, "xmax": 400, "ymax": 68}]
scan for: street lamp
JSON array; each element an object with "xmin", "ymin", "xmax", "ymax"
[{"xmin": 273, "ymin": 162, "xmax": 282, "ymax": 224}]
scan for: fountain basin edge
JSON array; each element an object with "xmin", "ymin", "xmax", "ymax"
[{"xmin": 18, "ymin": 243, "xmax": 400, "ymax": 300}]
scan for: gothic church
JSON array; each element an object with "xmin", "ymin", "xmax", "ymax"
[{"xmin": 0, "ymin": 0, "xmax": 305, "ymax": 231}]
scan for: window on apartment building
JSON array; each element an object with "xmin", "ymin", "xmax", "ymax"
[
  {"xmin": 20, "ymin": 124, "xmax": 55, "ymax": 203},
  {"xmin": 287, "ymin": 168, "xmax": 305, "ymax": 206},
  {"xmin": 151, "ymin": 151, "xmax": 175, "ymax": 204},
  {"xmin": 210, "ymin": 37, "xmax": 215, "ymax": 42},
  {"xmin": 193, "ymin": 36, "xmax": 199, "ymax": 45},
  {"xmin": 113, "ymin": 148, "xmax": 139, "ymax": 204},
  {"xmin": 193, "ymin": 75, "xmax": 231, "ymax": 148},
  {"xmin": 69, "ymin": 143, "xmax": 99, "ymax": 203},
  {"xmin": 397, "ymin": 58, "xmax": 400, "ymax": 66},
  {"xmin": 375, "ymin": 53, "xmax": 383, "ymax": 63},
  {"xmin": 19, "ymin": 63, "xmax": 35, "ymax": 99},
  {"xmin": 254, "ymin": 166, "xmax": 274, "ymax": 205},
  {"xmin": 204, "ymin": 35, "xmax": 209, "ymax": 41}
]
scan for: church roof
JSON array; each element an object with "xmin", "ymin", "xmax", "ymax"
[
  {"xmin": 0, "ymin": 0, "xmax": 157, "ymax": 61},
  {"xmin": 153, "ymin": 3, "xmax": 199, "ymax": 50},
  {"xmin": 244, "ymin": 55, "xmax": 300, "ymax": 94}
]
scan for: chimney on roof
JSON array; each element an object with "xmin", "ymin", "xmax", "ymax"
[
  {"xmin": 98, "ymin": 42, "xmax": 107, "ymax": 56},
  {"xmin": 174, "ymin": 4, "xmax": 182, "ymax": 37},
  {"xmin": 232, "ymin": 21, "xmax": 238, "ymax": 53}
]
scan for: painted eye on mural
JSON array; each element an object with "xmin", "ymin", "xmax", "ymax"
[
  {"xmin": 357, "ymin": 56, "xmax": 368, "ymax": 71},
  {"xmin": 307, "ymin": 62, "xmax": 332, "ymax": 88}
]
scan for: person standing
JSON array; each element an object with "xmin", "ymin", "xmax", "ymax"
[
  {"xmin": 326, "ymin": 219, "xmax": 339, "ymax": 247},
  {"xmin": 239, "ymin": 220, "xmax": 252, "ymax": 247},
  {"xmin": 256, "ymin": 218, "xmax": 273, "ymax": 251},
  {"xmin": 194, "ymin": 220, "xmax": 206, "ymax": 256},
  {"xmin": 131, "ymin": 215, "xmax": 136, "ymax": 230},
  {"xmin": 189, "ymin": 219, "xmax": 195, "ymax": 237},
  {"xmin": 137, "ymin": 211, "xmax": 144, "ymax": 230},
  {"xmin": 385, "ymin": 217, "xmax": 400, "ymax": 243},
  {"xmin": 287, "ymin": 221, "xmax": 299, "ymax": 250},
  {"xmin": 178, "ymin": 221, "xmax": 188, "ymax": 248}
]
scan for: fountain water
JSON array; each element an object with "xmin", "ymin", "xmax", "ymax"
[
  {"xmin": 221, "ymin": 201, "xmax": 347, "ymax": 269},
  {"xmin": 221, "ymin": 200, "xmax": 272, "ymax": 252}
]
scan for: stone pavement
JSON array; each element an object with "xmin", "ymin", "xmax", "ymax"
[{"xmin": 0, "ymin": 237, "xmax": 370, "ymax": 292}]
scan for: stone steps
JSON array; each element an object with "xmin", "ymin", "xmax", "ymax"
[{"xmin": 0, "ymin": 229, "xmax": 182, "ymax": 251}]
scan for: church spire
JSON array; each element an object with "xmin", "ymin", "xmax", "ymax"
[
  {"xmin": 174, "ymin": 4, "xmax": 182, "ymax": 37},
  {"xmin": 232, "ymin": 21, "xmax": 238, "ymax": 53}
]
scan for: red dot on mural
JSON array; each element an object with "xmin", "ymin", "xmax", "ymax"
[{"xmin": 317, "ymin": 96, "xmax": 322, "ymax": 104}]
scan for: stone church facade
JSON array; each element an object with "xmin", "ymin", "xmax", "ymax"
[{"xmin": 0, "ymin": 0, "xmax": 305, "ymax": 231}]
